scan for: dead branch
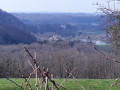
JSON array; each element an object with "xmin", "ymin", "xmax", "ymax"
[
  {"xmin": 64, "ymin": 67, "xmax": 85, "ymax": 90},
  {"xmin": 42, "ymin": 67, "xmax": 59, "ymax": 90},
  {"xmin": 24, "ymin": 47, "xmax": 41, "ymax": 73},
  {"xmin": 28, "ymin": 59, "xmax": 34, "ymax": 70},
  {"xmin": 49, "ymin": 75, "xmax": 54, "ymax": 90},
  {"xmin": 59, "ymin": 67, "xmax": 76, "ymax": 89},
  {"xmin": 24, "ymin": 66, "xmax": 40, "ymax": 90},
  {"xmin": 45, "ymin": 77, "xmax": 49, "ymax": 90},
  {"xmin": 88, "ymin": 37, "xmax": 120, "ymax": 63},
  {"xmin": 110, "ymin": 78, "xmax": 119, "ymax": 90},
  {"xmin": 7, "ymin": 78, "xmax": 24, "ymax": 90},
  {"xmin": 18, "ymin": 68, "xmax": 32, "ymax": 90}
]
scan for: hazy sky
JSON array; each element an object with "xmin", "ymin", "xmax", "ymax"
[{"xmin": 0, "ymin": 0, "xmax": 103, "ymax": 13}]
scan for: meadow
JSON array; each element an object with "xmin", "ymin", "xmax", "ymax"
[{"xmin": 0, "ymin": 78, "xmax": 120, "ymax": 90}]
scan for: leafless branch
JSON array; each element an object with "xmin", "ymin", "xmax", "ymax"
[
  {"xmin": 88, "ymin": 37, "xmax": 120, "ymax": 63},
  {"xmin": 7, "ymin": 78, "xmax": 24, "ymax": 90},
  {"xmin": 59, "ymin": 67, "xmax": 76, "ymax": 89},
  {"xmin": 28, "ymin": 59, "xmax": 34, "ymax": 70},
  {"xmin": 24, "ymin": 47, "xmax": 41, "ymax": 73},
  {"xmin": 24, "ymin": 66, "xmax": 40, "ymax": 90},
  {"xmin": 110, "ymin": 78, "xmax": 119, "ymax": 90},
  {"xmin": 18, "ymin": 68, "xmax": 32, "ymax": 90},
  {"xmin": 64, "ymin": 67, "xmax": 85, "ymax": 90},
  {"xmin": 42, "ymin": 67, "xmax": 59, "ymax": 90}
]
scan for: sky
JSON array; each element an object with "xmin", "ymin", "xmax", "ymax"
[{"xmin": 0, "ymin": 0, "xmax": 107, "ymax": 13}]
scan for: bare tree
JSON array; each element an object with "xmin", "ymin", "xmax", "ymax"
[{"xmin": 95, "ymin": 0, "xmax": 120, "ymax": 53}]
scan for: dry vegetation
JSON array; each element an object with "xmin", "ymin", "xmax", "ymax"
[{"xmin": 0, "ymin": 41, "xmax": 120, "ymax": 79}]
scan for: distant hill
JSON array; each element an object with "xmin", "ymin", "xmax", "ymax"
[
  {"xmin": 0, "ymin": 9, "xmax": 26, "ymax": 28},
  {"xmin": 12, "ymin": 13, "xmax": 104, "ymax": 37},
  {"xmin": 12, "ymin": 13, "xmax": 101, "ymax": 24},
  {"xmin": 0, "ymin": 9, "xmax": 36, "ymax": 44}
]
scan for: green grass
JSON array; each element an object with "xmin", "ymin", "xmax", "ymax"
[
  {"xmin": 95, "ymin": 44, "xmax": 113, "ymax": 52},
  {"xmin": 0, "ymin": 78, "xmax": 120, "ymax": 90}
]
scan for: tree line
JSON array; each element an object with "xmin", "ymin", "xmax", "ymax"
[{"xmin": 0, "ymin": 41, "xmax": 120, "ymax": 79}]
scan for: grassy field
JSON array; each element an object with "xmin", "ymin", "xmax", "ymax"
[{"xmin": 0, "ymin": 78, "xmax": 120, "ymax": 90}]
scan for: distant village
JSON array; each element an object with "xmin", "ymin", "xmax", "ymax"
[{"xmin": 46, "ymin": 35, "xmax": 107, "ymax": 45}]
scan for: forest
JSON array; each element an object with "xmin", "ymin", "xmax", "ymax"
[{"xmin": 0, "ymin": 41, "xmax": 119, "ymax": 79}]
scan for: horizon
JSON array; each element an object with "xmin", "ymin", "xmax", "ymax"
[{"xmin": 10, "ymin": 11, "xmax": 98, "ymax": 14}]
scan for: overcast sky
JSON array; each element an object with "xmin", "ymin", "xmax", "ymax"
[{"xmin": 0, "ymin": 0, "xmax": 106, "ymax": 13}]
